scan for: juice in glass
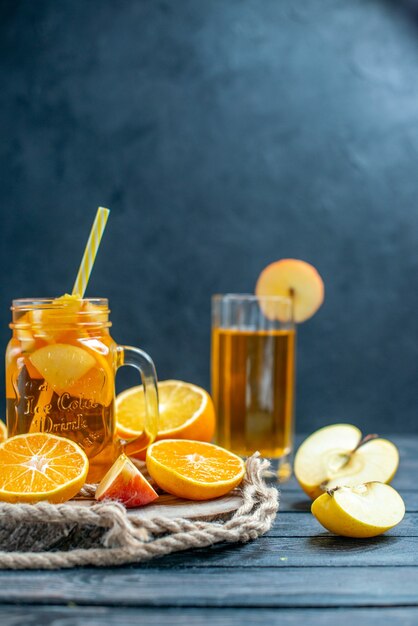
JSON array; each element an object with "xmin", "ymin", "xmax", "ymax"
[
  {"xmin": 211, "ymin": 294, "xmax": 295, "ymax": 478},
  {"xmin": 6, "ymin": 296, "xmax": 158, "ymax": 482}
]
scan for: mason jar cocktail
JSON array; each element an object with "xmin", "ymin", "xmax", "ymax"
[{"xmin": 6, "ymin": 296, "xmax": 159, "ymax": 482}]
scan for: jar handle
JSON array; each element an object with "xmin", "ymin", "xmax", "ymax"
[{"xmin": 116, "ymin": 345, "xmax": 159, "ymax": 456}]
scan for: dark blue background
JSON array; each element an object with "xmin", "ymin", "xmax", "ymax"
[{"xmin": 1, "ymin": 0, "xmax": 418, "ymax": 433}]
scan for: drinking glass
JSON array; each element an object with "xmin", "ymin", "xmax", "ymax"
[
  {"xmin": 6, "ymin": 298, "xmax": 159, "ymax": 482},
  {"xmin": 211, "ymin": 294, "xmax": 296, "ymax": 479}
]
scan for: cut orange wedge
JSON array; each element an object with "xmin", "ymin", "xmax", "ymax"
[
  {"xmin": 116, "ymin": 380, "xmax": 215, "ymax": 443},
  {"xmin": 146, "ymin": 440, "xmax": 245, "ymax": 500},
  {"xmin": 0, "ymin": 421, "xmax": 7, "ymax": 443},
  {"xmin": 0, "ymin": 433, "xmax": 88, "ymax": 503},
  {"xmin": 256, "ymin": 258, "xmax": 324, "ymax": 322}
]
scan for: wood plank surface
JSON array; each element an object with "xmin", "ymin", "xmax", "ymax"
[
  {"xmin": 269, "ymin": 512, "xmax": 418, "ymax": 537},
  {"xmin": 2, "ymin": 606, "xmax": 418, "ymax": 626},
  {"xmin": 0, "ymin": 566, "xmax": 418, "ymax": 608},
  {"xmin": 114, "ymin": 535, "xmax": 418, "ymax": 569}
]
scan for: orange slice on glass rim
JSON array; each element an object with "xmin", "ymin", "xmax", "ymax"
[
  {"xmin": 0, "ymin": 433, "xmax": 88, "ymax": 503},
  {"xmin": 146, "ymin": 439, "xmax": 245, "ymax": 500},
  {"xmin": 116, "ymin": 380, "xmax": 215, "ymax": 443},
  {"xmin": 255, "ymin": 258, "xmax": 324, "ymax": 322}
]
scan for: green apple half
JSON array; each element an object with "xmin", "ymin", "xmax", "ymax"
[
  {"xmin": 311, "ymin": 482, "xmax": 405, "ymax": 538},
  {"xmin": 294, "ymin": 424, "xmax": 399, "ymax": 500}
]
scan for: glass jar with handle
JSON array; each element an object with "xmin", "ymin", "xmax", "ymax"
[{"xmin": 6, "ymin": 297, "xmax": 159, "ymax": 482}]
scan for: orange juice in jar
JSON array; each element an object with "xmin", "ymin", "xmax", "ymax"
[{"xmin": 6, "ymin": 295, "xmax": 158, "ymax": 482}]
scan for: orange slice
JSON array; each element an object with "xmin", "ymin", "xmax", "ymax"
[
  {"xmin": 0, "ymin": 433, "xmax": 88, "ymax": 503},
  {"xmin": 116, "ymin": 380, "xmax": 215, "ymax": 443},
  {"xmin": 146, "ymin": 440, "xmax": 245, "ymax": 500},
  {"xmin": 0, "ymin": 421, "xmax": 7, "ymax": 443},
  {"xmin": 29, "ymin": 344, "xmax": 96, "ymax": 394},
  {"xmin": 256, "ymin": 258, "xmax": 324, "ymax": 322}
]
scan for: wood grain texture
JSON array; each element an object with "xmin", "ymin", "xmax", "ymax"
[
  {"xmin": 1, "ymin": 566, "xmax": 418, "ymax": 607},
  {"xmin": 269, "ymin": 512, "xmax": 417, "ymax": 537},
  {"xmin": 74, "ymin": 492, "xmax": 243, "ymax": 520},
  {"xmin": 2, "ymin": 606, "xmax": 418, "ymax": 626},
  {"xmin": 128, "ymin": 535, "xmax": 418, "ymax": 569}
]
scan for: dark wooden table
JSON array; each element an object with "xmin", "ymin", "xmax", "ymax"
[{"xmin": 1, "ymin": 434, "xmax": 417, "ymax": 625}]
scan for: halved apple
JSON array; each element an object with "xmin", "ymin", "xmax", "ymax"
[
  {"xmin": 29, "ymin": 344, "xmax": 96, "ymax": 393},
  {"xmin": 311, "ymin": 482, "xmax": 405, "ymax": 538},
  {"xmin": 294, "ymin": 424, "xmax": 399, "ymax": 500},
  {"xmin": 95, "ymin": 454, "xmax": 158, "ymax": 508},
  {"xmin": 255, "ymin": 258, "xmax": 324, "ymax": 322}
]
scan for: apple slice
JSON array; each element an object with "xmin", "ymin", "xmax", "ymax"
[
  {"xmin": 95, "ymin": 454, "xmax": 158, "ymax": 508},
  {"xmin": 29, "ymin": 344, "xmax": 96, "ymax": 393},
  {"xmin": 255, "ymin": 259, "xmax": 324, "ymax": 322},
  {"xmin": 311, "ymin": 482, "xmax": 405, "ymax": 538},
  {"xmin": 294, "ymin": 424, "xmax": 399, "ymax": 500}
]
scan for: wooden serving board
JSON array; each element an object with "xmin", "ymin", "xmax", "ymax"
[{"xmin": 71, "ymin": 492, "xmax": 243, "ymax": 521}]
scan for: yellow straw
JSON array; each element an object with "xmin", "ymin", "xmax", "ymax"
[{"xmin": 72, "ymin": 207, "xmax": 110, "ymax": 297}]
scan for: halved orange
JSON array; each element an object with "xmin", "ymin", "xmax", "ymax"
[
  {"xmin": 256, "ymin": 258, "xmax": 324, "ymax": 322},
  {"xmin": 146, "ymin": 440, "xmax": 245, "ymax": 500},
  {"xmin": 0, "ymin": 421, "xmax": 7, "ymax": 443},
  {"xmin": 116, "ymin": 380, "xmax": 215, "ymax": 443},
  {"xmin": 0, "ymin": 433, "xmax": 89, "ymax": 503}
]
